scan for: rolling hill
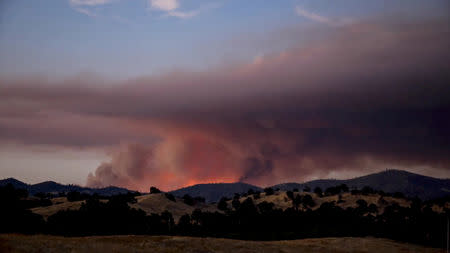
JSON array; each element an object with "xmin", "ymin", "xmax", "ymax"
[
  {"xmin": 0, "ymin": 178, "xmax": 131, "ymax": 196},
  {"xmin": 272, "ymin": 170, "xmax": 450, "ymax": 200},
  {"xmin": 2, "ymin": 169, "xmax": 449, "ymax": 201},
  {"xmin": 170, "ymin": 182, "xmax": 262, "ymax": 202}
]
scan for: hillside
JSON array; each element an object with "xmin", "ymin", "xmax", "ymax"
[
  {"xmin": 170, "ymin": 182, "xmax": 262, "ymax": 202},
  {"xmin": 130, "ymin": 193, "xmax": 220, "ymax": 221},
  {"xmin": 273, "ymin": 170, "xmax": 450, "ymax": 200},
  {"xmin": 29, "ymin": 193, "xmax": 220, "ymax": 221},
  {"xmin": 0, "ymin": 234, "xmax": 442, "ymax": 253},
  {"xmin": 228, "ymin": 191, "xmax": 414, "ymax": 214}
]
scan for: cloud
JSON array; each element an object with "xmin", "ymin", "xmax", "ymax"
[
  {"xmin": 149, "ymin": 0, "xmax": 219, "ymax": 19},
  {"xmin": 69, "ymin": 0, "xmax": 112, "ymax": 6},
  {"xmin": 150, "ymin": 0, "xmax": 179, "ymax": 11},
  {"xmin": 1, "ymin": 18, "xmax": 449, "ymax": 191},
  {"xmin": 72, "ymin": 7, "xmax": 97, "ymax": 17},
  {"xmin": 295, "ymin": 6, "xmax": 351, "ymax": 26},
  {"xmin": 68, "ymin": 0, "xmax": 114, "ymax": 17}
]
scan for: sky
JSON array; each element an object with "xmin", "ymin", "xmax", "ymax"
[{"xmin": 0, "ymin": 0, "xmax": 449, "ymax": 191}]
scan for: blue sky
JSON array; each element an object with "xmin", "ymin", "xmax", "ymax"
[{"xmin": 1, "ymin": 0, "xmax": 448, "ymax": 79}]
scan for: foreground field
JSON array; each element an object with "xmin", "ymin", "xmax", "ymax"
[{"xmin": 0, "ymin": 235, "xmax": 443, "ymax": 253}]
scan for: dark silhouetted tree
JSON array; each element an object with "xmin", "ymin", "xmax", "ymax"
[
  {"xmin": 165, "ymin": 193, "xmax": 176, "ymax": 202},
  {"xmin": 217, "ymin": 197, "xmax": 228, "ymax": 211},
  {"xmin": 150, "ymin": 187, "xmax": 161, "ymax": 194},
  {"xmin": 264, "ymin": 187, "xmax": 274, "ymax": 196},
  {"xmin": 182, "ymin": 194, "xmax": 195, "ymax": 206},
  {"xmin": 286, "ymin": 191, "xmax": 294, "ymax": 200},
  {"xmin": 232, "ymin": 198, "xmax": 241, "ymax": 210},
  {"xmin": 314, "ymin": 187, "xmax": 323, "ymax": 197}
]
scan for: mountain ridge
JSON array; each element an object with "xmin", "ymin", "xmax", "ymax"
[
  {"xmin": 2, "ymin": 169, "xmax": 449, "ymax": 201},
  {"xmin": 0, "ymin": 178, "xmax": 132, "ymax": 196}
]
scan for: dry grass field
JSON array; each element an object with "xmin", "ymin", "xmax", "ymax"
[
  {"xmin": 0, "ymin": 234, "xmax": 443, "ymax": 253},
  {"xmin": 29, "ymin": 191, "xmax": 418, "ymax": 221},
  {"xmin": 227, "ymin": 191, "xmax": 412, "ymax": 214},
  {"xmin": 130, "ymin": 193, "xmax": 220, "ymax": 221}
]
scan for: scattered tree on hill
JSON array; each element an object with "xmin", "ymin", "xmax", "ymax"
[
  {"xmin": 337, "ymin": 194, "xmax": 345, "ymax": 204},
  {"xmin": 232, "ymin": 198, "xmax": 241, "ymax": 210},
  {"xmin": 165, "ymin": 193, "xmax": 176, "ymax": 202},
  {"xmin": 67, "ymin": 191, "xmax": 84, "ymax": 202},
  {"xmin": 264, "ymin": 187, "xmax": 274, "ymax": 196},
  {"xmin": 194, "ymin": 196, "xmax": 205, "ymax": 204},
  {"xmin": 368, "ymin": 203, "xmax": 378, "ymax": 213},
  {"xmin": 361, "ymin": 186, "xmax": 375, "ymax": 195},
  {"xmin": 293, "ymin": 195, "xmax": 302, "ymax": 211},
  {"xmin": 351, "ymin": 189, "xmax": 361, "ymax": 195},
  {"xmin": 182, "ymin": 194, "xmax": 195, "ymax": 206},
  {"xmin": 286, "ymin": 191, "xmax": 294, "ymax": 200},
  {"xmin": 177, "ymin": 214, "xmax": 191, "ymax": 234},
  {"xmin": 314, "ymin": 187, "xmax": 323, "ymax": 197},
  {"xmin": 293, "ymin": 188, "xmax": 299, "ymax": 192},
  {"xmin": 302, "ymin": 194, "xmax": 315, "ymax": 208},
  {"xmin": 356, "ymin": 199, "xmax": 368, "ymax": 208},
  {"xmin": 257, "ymin": 201, "xmax": 275, "ymax": 215},
  {"xmin": 161, "ymin": 210, "xmax": 175, "ymax": 232},
  {"xmin": 303, "ymin": 186, "xmax": 311, "ymax": 192},
  {"xmin": 150, "ymin": 187, "xmax": 161, "ymax": 194},
  {"xmin": 217, "ymin": 197, "xmax": 228, "ymax": 211}
]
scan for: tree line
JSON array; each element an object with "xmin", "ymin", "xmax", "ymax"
[{"xmin": 0, "ymin": 183, "xmax": 448, "ymax": 249}]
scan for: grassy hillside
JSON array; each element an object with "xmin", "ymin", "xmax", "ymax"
[
  {"xmin": 0, "ymin": 234, "xmax": 442, "ymax": 253},
  {"xmin": 130, "ymin": 193, "xmax": 220, "ymax": 221},
  {"xmin": 29, "ymin": 193, "xmax": 220, "ymax": 221},
  {"xmin": 228, "ymin": 191, "xmax": 413, "ymax": 214},
  {"xmin": 29, "ymin": 190, "xmax": 443, "ymax": 222}
]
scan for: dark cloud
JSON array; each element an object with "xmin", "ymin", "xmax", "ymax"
[{"xmin": 1, "ymin": 18, "xmax": 449, "ymax": 190}]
